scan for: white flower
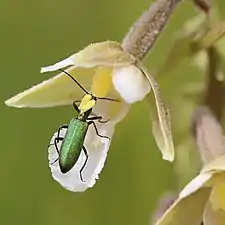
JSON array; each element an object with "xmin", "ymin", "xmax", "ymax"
[
  {"xmin": 48, "ymin": 94, "xmax": 129, "ymax": 192},
  {"xmin": 5, "ymin": 41, "xmax": 174, "ymax": 191},
  {"xmin": 49, "ymin": 118, "xmax": 114, "ymax": 192}
]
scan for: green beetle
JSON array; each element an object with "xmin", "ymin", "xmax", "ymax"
[{"xmin": 49, "ymin": 69, "xmax": 119, "ymax": 181}]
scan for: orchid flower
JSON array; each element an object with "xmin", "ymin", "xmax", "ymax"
[
  {"xmin": 156, "ymin": 107, "xmax": 225, "ymax": 225},
  {"xmin": 5, "ymin": 41, "xmax": 174, "ymax": 192}
]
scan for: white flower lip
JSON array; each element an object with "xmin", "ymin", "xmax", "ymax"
[
  {"xmin": 48, "ymin": 98, "xmax": 129, "ymax": 192},
  {"xmin": 112, "ymin": 65, "xmax": 150, "ymax": 103},
  {"xmin": 48, "ymin": 118, "xmax": 116, "ymax": 192}
]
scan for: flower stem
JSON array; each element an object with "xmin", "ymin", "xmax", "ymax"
[{"xmin": 122, "ymin": 0, "xmax": 183, "ymax": 60}]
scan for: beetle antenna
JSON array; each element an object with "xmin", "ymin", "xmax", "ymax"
[
  {"xmin": 59, "ymin": 69, "xmax": 120, "ymax": 102},
  {"xmin": 59, "ymin": 69, "xmax": 89, "ymax": 95},
  {"xmin": 98, "ymin": 97, "xmax": 120, "ymax": 102}
]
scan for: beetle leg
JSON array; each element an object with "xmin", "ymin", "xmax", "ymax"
[
  {"xmin": 49, "ymin": 137, "xmax": 64, "ymax": 165},
  {"xmin": 87, "ymin": 116, "xmax": 102, "ymax": 120},
  {"xmin": 73, "ymin": 101, "xmax": 80, "ymax": 113},
  {"xmin": 49, "ymin": 125, "xmax": 68, "ymax": 165},
  {"xmin": 54, "ymin": 137, "xmax": 64, "ymax": 154},
  {"xmin": 88, "ymin": 121, "xmax": 110, "ymax": 140},
  {"xmin": 50, "ymin": 157, "xmax": 59, "ymax": 165},
  {"xmin": 87, "ymin": 116, "xmax": 109, "ymax": 123},
  {"xmin": 98, "ymin": 118, "xmax": 109, "ymax": 123},
  {"xmin": 79, "ymin": 146, "xmax": 89, "ymax": 182},
  {"xmin": 48, "ymin": 124, "xmax": 67, "ymax": 148}
]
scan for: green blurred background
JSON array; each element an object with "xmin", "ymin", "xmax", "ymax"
[{"xmin": 2, "ymin": 0, "xmax": 225, "ymax": 225}]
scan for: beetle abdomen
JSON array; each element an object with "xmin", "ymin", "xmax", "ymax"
[{"xmin": 59, "ymin": 118, "xmax": 88, "ymax": 173}]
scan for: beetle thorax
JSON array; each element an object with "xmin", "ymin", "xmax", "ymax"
[{"xmin": 78, "ymin": 94, "xmax": 96, "ymax": 115}]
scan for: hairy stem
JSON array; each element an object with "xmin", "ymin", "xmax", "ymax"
[{"xmin": 122, "ymin": 0, "xmax": 183, "ymax": 60}]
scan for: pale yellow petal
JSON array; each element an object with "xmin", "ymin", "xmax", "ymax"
[
  {"xmin": 179, "ymin": 173, "xmax": 212, "ymax": 198},
  {"xmin": 91, "ymin": 66, "xmax": 113, "ymax": 97},
  {"xmin": 203, "ymin": 202, "xmax": 225, "ymax": 225},
  {"xmin": 155, "ymin": 188, "xmax": 210, "ymax": 225},
  {"xmin": 72, "ymin": 41, "xmax": 135, "ymax": 67},
  {"xmin": 41, "ymin": 56, "xmax": 75, "ymax": 73},
  {"xmin": 41, "ymin": 41, "xmax": 135, "ymax": 73},
  {"xmin": 138, "ymin": 64, "xmax": 174, "ymax": 161},
  {"xmin": 209, "ymin": 179, "xmax": 225, "ymax": 212},
  {"xmin": 5, "ymin": 67, "xmax": 94, "ymax": 108}
]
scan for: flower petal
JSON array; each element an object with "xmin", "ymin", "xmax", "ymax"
[
  {"xmin": 48, "ymin": 119, "xmax": 115, "ymax": 192},
  {"xmin": 41, "ymin": 41, "xmax": 135, "ymax": 73},
  {"xmin": 155, "ymin": 188, "xmax": 210, "ymax": 225},
  {"xmin": 203, "ymin": 202, "xmax": 225, "ymax": 225},
  {"xmin": 93, "ymin": 98, "xmax": 129, "ymax": 123},
  {"xmin": 202, "ymin": 153, "xmax": 225, "ymax": 173},
  {"xmin": 209, "ymin": 178, "xmax": 225, "ymax": 212},
  {"xmin": 191, "ymin": 106, "xmax": 225, "ymax": 164},
  {"xmin": 137, "ymin": 65, "xmax": 174, "ymax": 161},
  {"xmin": 179, "ymin": 172, "xmax": 212, "ymax": 199},
  {"xmin": 5, "ymin": 67, "xmax": 94, "ymax": 108},
  {"xmin": 151, "ymin": 192, "xmax": 177, "ymax": 224},
  {"xmin": 91, "ymin": 66, "xmax": 113, "ymax": 97},
  {"xmin": 40, "ymin": 57, "xmax": 75, "ymax": 73},
  {"xmin": 112, "ymin": 65, "xmax": 150, "ymax": 103}
]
